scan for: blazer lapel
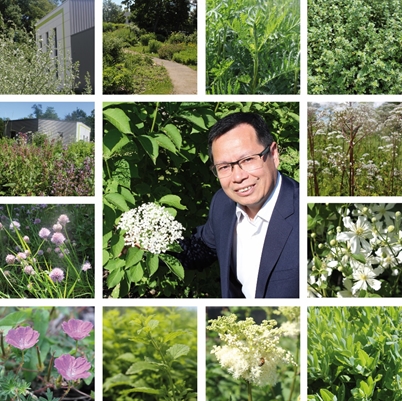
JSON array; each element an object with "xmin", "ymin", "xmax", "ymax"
[{"xmin": 255, "ymin": 177, "xmax": 295, "ymax": 297}]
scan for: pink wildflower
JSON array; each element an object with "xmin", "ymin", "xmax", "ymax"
[
  {"xmin": 49, "ymin": 268, "xmax": 64, "ymax": 283},
  {"xmin": 9, "ymin": 221, "xmax": 20, "ymax": 230},
  {"xmin": 5, "ymin": 254, "xmax": 16, "ymax": 264},
  {"xmin": 61, "ymin": 319, "xmax": 93, "ymax": 340},
  {"xmin": 24, "ymin": 265, "xmax": 35, "ymax": 275},
  {"xmin": 16, "ymin": 252, "xmax": 27, "ymax": 261},
  {"xmin": 54, "ymin": 354, "xmax": 91, "ymax": 381},
  {"xmin": 58, "ymin": 214, "xmax": 70, "ymax": 226},
  {"xmin": 38, "ymin": 227, "xmax": 51, "ymax": 239},
  {"xmin": 23, "ymin": 236, "xmax": 30, "ymax": 243},
  {"xmin": 5, "ymin": 326, "xmax": 40, "ymax": 350},
  {"xmin": 82, "ymin": 261, "xmax": 92, "ymax": 272},
  {"xmin": 51, "ymin": 232, "xmax": 66, "ymax": 245},
  {"xmin": 53, "ymin": 223, "xmax": 63, "ymax": 232}
]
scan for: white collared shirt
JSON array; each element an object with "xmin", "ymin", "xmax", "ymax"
[{"xmin": 234, "ymin": 172, "xmax": 282, "ymax": 298}]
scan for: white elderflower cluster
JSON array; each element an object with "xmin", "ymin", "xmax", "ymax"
[
  {"xmin": 117, "ymin": 203, "xmax": 184, "ymax": 254},
  {"xmin": 207, "ymin": 314, "xmax": 296, "ymax": 387}
]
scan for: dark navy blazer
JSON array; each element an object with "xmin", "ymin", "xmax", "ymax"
[{"xmin": 181, "ymin": 174, "xmax": 299, "ymax": 298}]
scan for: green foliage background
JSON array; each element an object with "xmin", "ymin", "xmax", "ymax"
[
  {"xmin": 308, "ymin": 307, "xmax": 402, "ymax": 400},
  {"xmin": 308, "ymin": 0, "xmax": 402, "ymax": 94},
  {"xmin": 103, "ymin": 101, "xmax": 299, "ymax": 298},
  {"xmin": 103, "ymin": 307, "xmax": 197, "ymax": 401}
]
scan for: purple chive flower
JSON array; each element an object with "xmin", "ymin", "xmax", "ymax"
[
  {"xmin": 49, "ymin": 268, "xmax": 64, "ymax": 283},
  {"xmin": 81, "ymin": 261, "xmax": 92, "ymax": 272},
  {"xmin": 58, "ymin": 214, "xmax": 70, "ymax": 226},
  {"xmin": 61, "ymin": 319, "xmax": 93, "ymax": 340},
  {"xmin": 16, "ymin": 252, "xmax": 27, "ymax": 261},
  {"xmin": 38, "ymin": 227, "xmax": 51, "ymax": 239},
  {"xmin": 34, "ymin": 218, "xmax": 41, "ymax": 224},
  {"xmin": 51, "ymin": 232, "xmax": 66, "ymax": 245},
  {"xmin": 5, "ymin": 254, "xmax": 16, "ymax": 264},
  {"xmin": 53, "ymin": 223, "xmax": 63, "ymax": 232},
  {"xmin": 5, "ymin": 326, "xmax": 40, "ymax": 350},
  {"xmin": 24, "ymin": 265, "xmax": 35, "ymax": 275},
  {"xmin": 54, "ymin": 354, "xmax": 91, "ymax": 381},
  {"xmin": 23, "ymin": 236, "xmax": 30, "ymax": 243},
  {"xmin": 9, "ymin": 221, "xmax": 20, "ymax": 230}
]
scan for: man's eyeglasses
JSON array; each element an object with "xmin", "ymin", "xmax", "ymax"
[{"xmin": 210, "ymin": 145, "xmax": 271, "ymax": 178}]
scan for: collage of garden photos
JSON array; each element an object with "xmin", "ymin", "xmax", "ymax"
[{"xmin": 1, "ymin": 0, "xmax": 402, "ymax": 400}]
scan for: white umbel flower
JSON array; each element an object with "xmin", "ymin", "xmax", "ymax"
[{"xmin": 117, "ymin": 203, "xmax": 184, "ymax": 254}]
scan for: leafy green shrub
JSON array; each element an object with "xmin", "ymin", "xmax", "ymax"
[
  {"xmin": 308, "ymin": 0, "xmax": 402, "ymax": 94},
  {"xmin": 148, "ymin": 39, "xmax": 163, "ymax": 53},
  {"xmin": 103, "ymin": 102, "xmax": 299, "ymax": 298},
  {"xmin": 172, "ymin": 45, "xmax": 197, "ymax": 65},
  {"xmin": 103, "ymin": 34, "xmax": 125, "ymax": 66},
  {"xmin": 140, "ymin": 32, "xmax": 156, "ymax": 46},
  {"xmin": 103, "ymin": 307, "xmax": 197, "ymax": 401},
  {"xmin": 308, "ymin": 306, "xmax": 402, "ymax": 400},
  {"xmin": 167, "ymin": 32, "xmax": 187, "ymax": 44},
  {"xmin": 157, "ymin": 43, "xmax": 185, "ymax": 60},
  {"xmin": 206, "ymin": 0, "xmax": 300, "ymax": 94},
  {"xmin": 103, "ymin": 22, "xmax": 117, "ymax": 32}
]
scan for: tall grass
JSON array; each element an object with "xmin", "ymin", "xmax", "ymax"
[{"xmin": 206, "ymin": 0, "xmax": 300, "ymax": 94}]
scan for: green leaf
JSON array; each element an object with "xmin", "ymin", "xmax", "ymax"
[
  {"xmin": 126, "ymin": 361, "xmax": 159, "ymax": 375},
  {"xmin": 125, "ymin": 247, "xmax": 144, "ymax": 268},
  {"xmin": 104, "ymin": 108, "xmax": 132, "ymax": 134},
  {"xmin": 158, "ymin": 254, "xmax": 185, "ymax": 279},
  {"xmin": 0, "ymin": 310, "xmax": 33, "ymax": 331},
  {"xmin": 166, "ymin": 344, "xmax": 190, "ymax": 360},
  {"xmin": 117, "ymin": 353, "xmax": 137, "ymax": 363},
  {"xmin": 104, "ymin": 258, "xmax": 125, "ymax": 272},
  {"xmin": 146, "ymin": 252, "xmax": 159, "ymax": 276},
  {"xmin": 155, "ymin": 133, "xmax": 177, "ymax": 154},
  {"xmin": 104, "ymin": 193, "xmax": 129, "ymax": 212},
  {"xmin": 107, "ymin": 267, "xmax": 125, "ymax": 288},
  {"xmin": 158, "ymin": 194, "xmax": 187, "ymax": 210},
  {"xmin": 162, "ymin": 124, "xmax": 182, "ymax": 149},
  {"xmin": 103, "ymin": 129, "xmax": 130, "ymax": 159},
  {"xmin": 111, "ymin": 234, "xmax": 125, "ymax": 258},
  {"xmin": 319, "ymin": 388, "xmax": 337, "ymax": 401},
  {"xmin": 137, "ymin": 135, "xmax": 159, "ymax": 164},
  {"xmin": 126, "ymin": 263, "xmax": 144, "ymax": 283}
]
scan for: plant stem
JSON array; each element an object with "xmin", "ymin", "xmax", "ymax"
[
  {"xmin": 151, "ymin": 102, "xmax": 159, "ymax": 132},
  {"xmin": 247, "ymin": 381, "xmax": 253, "ymax": 401}
]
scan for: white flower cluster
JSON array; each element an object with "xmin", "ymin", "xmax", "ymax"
[
  {"xmin": 117, "ymin": 203, "xmax": 184, "ymax": 254},
  {"xmin": 308, "ymin": 204, "xmax": 402, "ymax": 298},
  {"xmin": 207, "ymin": 314, "xmax": 296, "ymax": 387}
]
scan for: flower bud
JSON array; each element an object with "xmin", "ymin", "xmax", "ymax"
[
  {"xmin": 330, "ymin": 239, "xmax": 337, "ymax": 246},
  {"xmin": 388, "ymin": 225, "xmax": 395, "ymax": 233}
]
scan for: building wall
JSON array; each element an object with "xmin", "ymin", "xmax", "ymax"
[
  {"xmin": 4, "ymin": 119, "xmax": 91, "ymax": 146},
  {"xmin": 35, "ymin": 0, "xmax": 94, "ymax": 93}
]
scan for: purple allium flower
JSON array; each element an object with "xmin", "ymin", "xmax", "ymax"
[
  {"xmin": 37, "ymin": 250, "xmax": 44, "ymax": 256},
  {"xmin": 16, "ymin": 252, "xmax": 27, "ymax": 261},
  {"xmin": 34, "ymin": 218, "xmax": 41, "ymax": 224},
  {"xmin": 5, "ymin": 326, "xmax": 40, "ymax": 350},
  {"xmin": 61, "ymin": 319, "xmax": 93, "ymax": 340},
  {"xmin": 49, "ymin": 268, "xmax": 64, "ymax": 283},
  {"xmin": 9, "ymin": 221, "xmax": 20, "ymax": 230},
  {"xmin": 51, "ymin": 232, "xmax": 66, "ymax": 245},
  {"xmin": 58, "ymin": 214, "xmax": 70, "ymax": 226},
  {"xmin": 54, "ymin": 354, "xmax": 91, "ymax": 381},
  {"xmin": 38, "ymin": 227, "xmax": 51, "ymax": 239},
  {"xmin": 24, "ymin": 265, "xmax": 35, "ymax": 275},
  {"xmin": 5, "ymin": 254, "xmax": 15, "ymax": 264},
  {"xmin": 23, "ymin": 236, "xmax": 30, "ymax": 243},
  {"xmin": 81, "ymin": 262, "xmax": 92, "ymax": 272},
  {"xmin": 53, "ymin": 223, "xmax": 63, "ymax": 232}
]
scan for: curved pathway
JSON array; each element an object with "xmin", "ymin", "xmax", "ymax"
[{"xmin": 152, "ymin": 57, "xmax": 197, "ymax": 94}]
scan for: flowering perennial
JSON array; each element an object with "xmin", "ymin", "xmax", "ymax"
[
  {"xmin": 62, "ymin": 319, "xmax": 93, "ymax": 341},
  {"xmin": 207, "ymin": 314, "xmax": 296, "ymax": 387},
  {"xmin": 54, "ymin": 354, "xmax": 91, "ymax": 381},
  {"xmin": 117, "ymin": 203, "xmax": 184, "ymax": 254},
  {"xmin": 308, "ymin": 203, "xmax": 402, "ymax": 297},
  {"xmin": 5, "ymin": 326, "xmax": 40, "ymax": 350}
]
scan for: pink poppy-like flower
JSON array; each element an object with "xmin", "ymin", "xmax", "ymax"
[
  {"xmin": 38, "ymin": 227, "xmax": 51, "ymax": 239},
  {"xmin": 61, "ymin": 319, "xmax": 93, "ymax": 340},
  {"xmin": 49, "ymin": 268, "xmax": 64, "ymax": 283},
  {"xmin": 58, "ymin": 214, "xmax": 70, "ymax": 226},
  {"xmin": 81, "ymin": 261, "xmax": 92, "ymax": 272},
  {"xmin": 51, "ymin": 232, "xmax": 66, "ymax": 245},
  {"xmin": 5, "ymin": 326, "xmax": 40, "ymax": 350},
  {"xmin": 54, "ymin": 354, "xmax": 91, "ymax": 381}
]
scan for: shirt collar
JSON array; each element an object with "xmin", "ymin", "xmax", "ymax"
[{"xmin": 235, "ymin": 172, "xmax": 282, "ymax": 223}]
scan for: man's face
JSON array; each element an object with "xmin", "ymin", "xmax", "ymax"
[{"xmin": 211, "ymin": 123, "xmax": 279, "ymax": 219}]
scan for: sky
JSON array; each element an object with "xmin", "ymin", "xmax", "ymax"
[{"xmin": 0, "ymin": 102, "xmax": 94, "ymax": 120}]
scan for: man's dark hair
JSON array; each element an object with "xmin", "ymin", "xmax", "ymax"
[{"xmin": 207, "ymin": 112, "xmax": 274, "ymax": 162}]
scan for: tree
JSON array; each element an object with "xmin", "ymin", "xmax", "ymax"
[
  {"xmin": 103, "ymin": 0, "xmax": 124, "ymax": 23},
  {"xmin": 122, "ymin": 0, "xmax": 192, "ymax": 35},
  {"xmin": 29, "ymin": 104, "xmax": 59, "ymax": 120}
]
